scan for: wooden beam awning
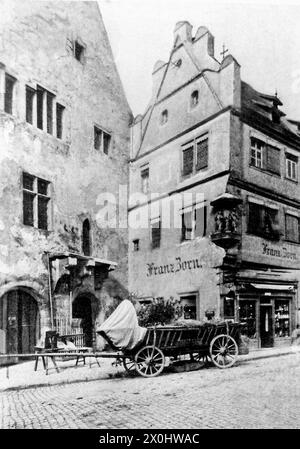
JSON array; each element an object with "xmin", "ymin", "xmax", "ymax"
[{"xmin": 47, "ymin": 251, "xmax": 117, "ymax": 271}]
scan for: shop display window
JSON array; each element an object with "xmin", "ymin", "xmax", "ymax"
[
  {"xmin": 239, "ymin": 300, "xmax": 256, "ymax": 338},
  {"xmin": 275, "ymin": 300, "xmax": 290, "ymax": 337}
]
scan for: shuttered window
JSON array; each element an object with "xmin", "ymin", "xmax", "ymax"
[
  {"xmin": 266, "ymin": 145, "xmax": 280, "ymax": 174},
  {"xmin": 194, "ymin": 205, "xmax": 207, "ymax": 237},
  {"xmin": 182, "ymin": 146, "xmax": 194, "ymax": 176},
  {"xmin": 285, "ymin": 214, "xmax": 299, "ymax": 243},
  {"xmin": 196, "ymin": 138, "xmax": 208, "ymax": 171},
  {"xmin": 248, "ymin": 201, "xmax": 280, "ymax": 240},
  {"xmin": 182, "ymin": 134, "xmax": 209, "ymax": 177}
]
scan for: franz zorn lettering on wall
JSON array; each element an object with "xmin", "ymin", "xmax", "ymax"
[{"xmin": 146, "ymin": 256, "xmax": 203, "ymax": 277}]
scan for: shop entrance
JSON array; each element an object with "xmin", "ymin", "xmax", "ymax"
[
  {"xmin": 0, "ymin": 289, "xmax": 39, "ymax": 354},
  {"xmin": 72, "ymin": 295, "xmax": 93, "ymax": 347},
  {"xmin": 260, "ymin": 304, "xmax": 274, "ymax": 348}
]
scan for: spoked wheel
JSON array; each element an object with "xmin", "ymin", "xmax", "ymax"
[
  {"xmin": 209, "ymin": 334, "xmax": 238, "ymax": 369},
  {"xmin": 134, "ymin": 346, "xmax": 165, "ymax": 378},
  {"xmin": 122, "ymin": 357, "xmax": 136, "ymax": 374},
  {"xmin": 190, "ymin": 353, "xmax": 208, "ymax": 368}
]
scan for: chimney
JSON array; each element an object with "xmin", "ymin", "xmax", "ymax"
[{"xmin": 173, "ymin": 21, "xmax": 193, "ymax": 47}]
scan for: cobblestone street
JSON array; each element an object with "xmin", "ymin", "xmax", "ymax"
[{"xmin": 1, "ymin": 352, "xmax": 300, "ymax": 429}]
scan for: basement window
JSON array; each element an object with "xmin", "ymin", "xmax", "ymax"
[
  {"xmin": 23, "ymin": 172, "xmax": 50, "ymax": 231},
  {"xmin": 4, "ymin": 73, "xmax": 16, "ymax": 115}
]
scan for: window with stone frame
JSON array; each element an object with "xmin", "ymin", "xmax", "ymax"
[
  {"xmin": 94, "ymin": 126, "xmax": 111, "ymax": 154},
  {"xmin": 248, "ymin": 201, "xmax": 280, "ymax": 240},
  {"xmin": 4, "ymin": 73, "xmax": 16, "ymax": 115},
  {"xmin": 150, "ymin": 217, "xmax": 161, "ymax": 249},
  {"xmin": 285, "ymin": 214, "xmax": 300, "ymax": 243},
  {"xmin": 182, "ymin": 133, "xmax": 208, "ymax": 177},
  {"xmin": 285, "ymin": 153, "xmax": 298, "ymax": 181},
  {"xmin": 25, "ymin": 86, "xmax": 35, "ymax": 124},
  {"xmin": 23, "ymin": 172, "xmax": 50, "ymax": 231},
  {"xmin": 181, "ymin": 203, "xmax": 207, "ymax": 241}
]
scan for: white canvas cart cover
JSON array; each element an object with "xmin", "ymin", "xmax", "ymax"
[{"xmin": 97, "ymin": 299, "xmax": 147, "ymax": 350}]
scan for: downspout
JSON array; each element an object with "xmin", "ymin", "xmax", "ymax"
[{"xmin": 46, "ymin": 252, "xmax": 54, "ymax": 330}]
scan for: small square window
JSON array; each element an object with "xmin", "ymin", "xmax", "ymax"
[{"xmin": 74, "ymin": 40, "xmax": 85, "ymax": 62}]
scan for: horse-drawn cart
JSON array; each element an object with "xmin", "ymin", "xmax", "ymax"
[{"xmin": 97, "ymin": 300, "xmax": 244, "ymax": 378}]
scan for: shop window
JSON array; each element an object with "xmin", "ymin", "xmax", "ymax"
[
  {"xmin": 239, "ymin": 300, "xmax": 256, "ymax": 339},
  {"xmin": 285, "ymin": 214, "xmax": 300, "ymax": 243},
  {"xmin": 275, "ymin": 300, "xmax": 290, "ymax": 337},
  {"xmin": 181, "ymin": 204, "xmax": 206, "ymax": 241},
  {"xmin": 4, "ymin": 73, "xmax": 16, "ymax": 115},
  {"xmin": 141, "ymin": 167, "xmax": 149, "ymax": 194},
  {"xmin": 182, "ymin": 134, "xmax": 208, "ymax": 177},
  {"xmin": 180, "ymin": 295, "xmax": 197, "ymax": 320},
  {"xmin": 150, "ymin": 217, "xmax": 161, "ymax": 249},
  {"xmin": 248, "ymin": 202, "xmax": 280, "ymax": 240},
  {"xmin": 23, "ymin": 172, "xmax": 50, "ymax": 230},
  {"xmin": 25, "ymin": 86, "xmax": 35, "ymax": 124},
  {"xmin": 285, "ymin": 154, "xmax": 298, "ymax": 181}
]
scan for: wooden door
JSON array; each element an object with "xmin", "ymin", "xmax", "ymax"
[{"xmin": 260, "ymin": 305, "xmax": 274, "ymax": 348}]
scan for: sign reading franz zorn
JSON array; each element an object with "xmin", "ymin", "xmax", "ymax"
[
  {"xmin": 146, "ymin": 256, "xmax": 204, "ymax": 277},
  {"xmin": 262, "ymin": 243, "xmax": 298, "ymax": 261}
]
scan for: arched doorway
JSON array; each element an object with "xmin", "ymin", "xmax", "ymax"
[
  {"xmin": 82, "ymin": 219, "xmax": 91, "ymax": 256},
  {"xmin": 72, "ymin": 295, "xmax": 93, "ymax": 347},
  {"xmin": 0, "ymin": 289, "xmax": 40, "ymax": 354}
]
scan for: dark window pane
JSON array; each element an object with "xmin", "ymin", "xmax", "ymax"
[
  {"xmin": 248, "ymin": 202, "xmax": 263, "ymax": 235},
  {"xmin": 182, "ymin": 210, "xmax": 192, "ymax": 240},
  {"xmin": 141, "ymin": 168, "xmax": 149, "ymax": 194},
  {"xmin": 4, "ymin": 74, "xmax": 15, "ymax": 114},
  {"xmin": 94, "ymin": 127, "xmax": 102, "ymax": 150},
  {"xmin": 196, "ymin": 138, "xmax": 208, "ymax": 170},
  {"xmin": 191, "ymin": 90, "xmax": 199, "ymax": 107},
  {"xmin": 25, "ymin": 86, "xmax": 35, "ymax": 124},
  {"xmin": 103, "ymin": 132, "xmax": 111, "ymax": 155},
  {"xmin": 36, "ymin": 86, "xmax": 44, "ymax": 130},
  {"xmin": 23, "ymin": 173, "xmax": 35, "ymax": 191},
  {"xmin": 56, "ymin": 103, "xmax": 64, "ymax": 139},
  {"xmin": 74, "ymin": 41, "xmax": 84, "ymax": 62},
  {"xmin": 38, "ymin": 196, "xmax": 49, "ymax": 230},
  {"xmin": 285, "ymin": 214, "xmax": 299, "ymax": 243},
  {"xmin": 266, "ymin": 145, "xmax": 280, "ymax": 174},
  {"xmin": 37, "ymin": 179, "xmax": 49, "ymax": 195},
  {"xmin": 23, "ymin": 191, "xmax": 35, "ymax": 226},
  {"xmin": 47, "ymin": 92, "xmax": 54, "ymax": 134},
  {"xmin": 264, "ymin": 207, "xmax": 279, "ymax": 239},
  {"xmin": 224, "ymin": 297, "xmax": 235, "ymax": 318},
  {"xmin": 182, "ymin": 146, "xmax": 193, "ymax": 176},
  {"xmin": 151, "ymin": 220, "xmax": 161, "ymax": 248},
  {"xmin": 82, "ymin": 219, "xmax": 91, "ymax": 256},
  {"xmin": 194, "ymin": 205, "xmax": 207, "ymax": 238}
]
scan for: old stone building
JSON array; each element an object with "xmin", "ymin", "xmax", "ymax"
[
  {"xmin": 0, "ymin": 0, "xmax": 131, "ymax": 361},
  {"xmin": 129, "ymin": 21, "xmax": 300, "ymax": 348}
]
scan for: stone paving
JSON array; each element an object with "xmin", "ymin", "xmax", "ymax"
[{"xmin": 1, "ymin": 351, "xmax": 300, "ymax": 429}]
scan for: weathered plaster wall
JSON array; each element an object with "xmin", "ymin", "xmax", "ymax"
[{"xmin": 0, "ymin": 1, "xmax": 132, "ymax": 334}]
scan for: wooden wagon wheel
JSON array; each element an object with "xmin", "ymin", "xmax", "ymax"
[
  {"xmin": 190, "ymin": 352, "xmax": 208, "ymax": 368},
  {"xmin": 134, "ymin": 345, "xmax": 165, "ymax": 378},
  {"xmin": 122, "ymin": 357, "xmax": 136, "ymax": 374},
  {"xmin": 209, "ymin": 334, "xmax": 238, "ymax": 369}
]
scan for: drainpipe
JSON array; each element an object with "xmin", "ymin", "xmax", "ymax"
[{"xmin": 46, "ymin": 252, "xmax": 54, "ymax": 330}]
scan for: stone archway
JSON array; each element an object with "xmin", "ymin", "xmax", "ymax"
[{"xmin": 0, "ymin": 289, "xmax": 40, "ymax": 354}]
